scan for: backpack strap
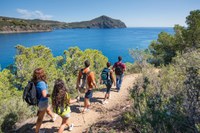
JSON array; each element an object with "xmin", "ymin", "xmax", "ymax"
[
  {"xmin": 86, "ymin": 70, "xmax": 91, "ymax": 75},
  {"xmin": 81, "ymin": 68, "xmax": 90, "ymax": 75},
  {"xmin": 107, "ymin": 68, "xmax": 111, "ymax": 81}
]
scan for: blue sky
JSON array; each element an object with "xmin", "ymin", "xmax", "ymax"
[{"xmin": 0, "ymin": 0, "xmax": 200, "ymax": 27}]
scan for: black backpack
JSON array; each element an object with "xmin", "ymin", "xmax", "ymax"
[
  {"xmin": 23, "ymin": 81, "xmax": 39, "ymax": 106},
  {"xmin": 101, "ymin": 68, "xmax": 111, "ymax": 85},
  {"xmin": 115, "ymin": 65, "xmax": 123, "ymax": 75}
]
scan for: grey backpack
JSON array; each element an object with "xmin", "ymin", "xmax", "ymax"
[{"xmin": 80, "ymin": 69, "xmax": 91, "ymax": 89}]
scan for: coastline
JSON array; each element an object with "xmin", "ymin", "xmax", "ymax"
[{"xmin": 0, "ymin": 29, "xmax": 52, "ymax": 34}]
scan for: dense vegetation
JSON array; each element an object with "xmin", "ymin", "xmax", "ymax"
[
  {"xmin": 123, "ymin": 10, "xmax": 200, "ymax": 133},
  {"xmin": 0, "ymin": 46, "xmax": 107, "ymax": 132}
]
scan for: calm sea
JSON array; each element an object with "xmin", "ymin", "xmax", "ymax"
[{"xmin": 0, "ymin": 28, "xmax": 173, "ymax": 69}]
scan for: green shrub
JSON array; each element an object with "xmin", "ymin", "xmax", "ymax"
[
  {"xmin": 1, "ymin": 113, "xmax": 18, "ymax": 132},
  {"xmin": 124, "ymin": 49, "xmax": 200, "ymax": 133}
]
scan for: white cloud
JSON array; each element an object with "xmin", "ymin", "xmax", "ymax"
[{"xmin": 16, "ymin": 8, "xmax": 53, "ymax": 20}]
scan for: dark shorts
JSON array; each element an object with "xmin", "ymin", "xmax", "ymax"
[
  {"xmin": 38, "ymin": 100, "xmax": 48, "ymax": 111},
  {"xmin": 106, "ymin": 83, "xmax": 112, "ymax": 94},
  {"xmin": 85, "ymin": 90, "xmax": 93, "ymax": 99}
]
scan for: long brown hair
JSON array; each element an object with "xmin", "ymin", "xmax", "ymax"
[
  {"xmin": 32, "ymin": 68, "xmax": 47, "ymax": 83},
  {"xmin": 52, "ymin": 79, "xmax": 69, "ymax": 114}
]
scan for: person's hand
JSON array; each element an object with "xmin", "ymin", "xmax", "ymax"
[
  {"xmin": 76, "ymin": 96, "xmax": 80, "ymax": 102},
  {"xmin": 46, "ymin": 94, "xmax": 50, "ymax": 97},
  {"xmin": 100, "ymin": 80, "xmax": 103, "ymax": 84},
  {"xmin": 94, "ymin": 84, "xmax": 97, "ymax": 89}
]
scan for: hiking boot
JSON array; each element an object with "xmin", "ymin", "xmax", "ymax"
[
  {"xmin": 116, "ymin": 87, "xmax": 119, "ymax": 90},
  {"xmin": 68, "ymin": 123, "xmax": 74, "ymax": 131},
  {"xmin": 117, "ymin": 88, "xmax": 120, "ymax": 92},
  {"xmin": 51, "ymin": 114, "xmax": 58, "ymax": 122}
]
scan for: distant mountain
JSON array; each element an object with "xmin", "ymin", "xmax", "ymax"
[
  {"xmin": 0, "ymin": 15, "xmax": 126, "ymax": 33},
  {"xmin": 68, "ymin": 15, "xmax": 126, "ymax": 28}
]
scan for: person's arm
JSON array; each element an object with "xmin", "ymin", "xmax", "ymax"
[
  {"xmin": 91, "ymin": 72, "xmax": 97, "ymax": 88},
  {"xmin": 110, "ymin": 70, "xmax": 116, "ymax": 86},
  {"xmin": 41, "ymin": 90, "xmax": 49, "ymax": 98},
  {"xmin": 112, "ymin": 63, "xmax": 116, "ymax": 71},
  {"xmin": 99, "ymin": 72, "xmax": 103, "ymax": 84},
  {"xmin": 69, "ymin": 98, "xmax": 79, "ymax": 104},
  {"xmin": 93, "ymin": 81, "xmax": 97, "ymax": 88},
  {"xmin": 39, "ymin": 81, "xmax": 49, "ymax": 98},
  {"xmin": 76, "ymin": 70, "xmax": 82, "ymax": 89},
  {"xmin": 123, "ymin": 63, "xmax": 126, "ymax": 72}
]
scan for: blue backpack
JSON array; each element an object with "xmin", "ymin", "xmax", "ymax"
[{"xmin": 101, "ymin": 68, "xmax": 111, "ymax": 85}]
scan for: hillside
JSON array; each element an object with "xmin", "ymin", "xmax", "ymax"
[
  {"xmin": 0, "ymin": 15, "xmax": 126, "ymax": 33},
  {"xmin": 0, "ymin": 16, "xmax": 68, "ymax": 33},
  {"xmin": 68, "ymin": 15, "xmax": 126, "ymax": 28}
]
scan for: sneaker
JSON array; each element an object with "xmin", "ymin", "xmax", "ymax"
[
  {"xmin": 52, "ymin": 114, "xmax": 58, "ymax": 122},
  {"xmin": 81, "ymin": 108, "xmax": 90, "ymax": 113},
  {"xmin": 79, "ymin": 107, "xmax": 83, "ymax": 112},
  {"xmin": 102, "ymin": 100, "xmax": 108, "ymax": 104},
  {"xmin": 39, "ymin": 130, "xmax": 45, "ymax": 133},
  {"xmin": 68, "ymin": 123, "xmax": 74, "ymax": 131}
]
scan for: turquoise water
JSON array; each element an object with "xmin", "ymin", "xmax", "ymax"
[{"xmin": 0, "ymin": 28, "xmax": 173, "ymax": 69}]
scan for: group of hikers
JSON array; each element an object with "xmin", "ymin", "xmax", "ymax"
[{"xmin": 29, "ymin": 56, "xmax": 126, "ymax": 133}]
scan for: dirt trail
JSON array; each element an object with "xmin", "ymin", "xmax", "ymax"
[{"xmin": 27, "ymin": 74, "xmax": 139, "ymax": 133}]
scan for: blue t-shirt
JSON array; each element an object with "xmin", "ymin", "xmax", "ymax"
[{"xmin": 36, "ymin": 81, "xmax": 48, "ymax": 102}]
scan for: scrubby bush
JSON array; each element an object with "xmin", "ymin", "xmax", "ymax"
[
  {"xmin": 126, "ymin": 48, "xmax": 153, "ymax": 74},
  {"xmin": 123, "ymin": 49, "xmax": 200, "ymax": 133},
  {"xmin": 125, "ymin": 62, "xmax": 142, "ymax": 74}
]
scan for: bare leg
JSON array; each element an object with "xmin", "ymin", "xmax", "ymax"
[
  {"xmin": 87, "ymin": 98, "xmax": 90, "ymax": 108},
  {"xmin": 58, "ymin": 117, "xmax": 69, "ymax": 133},
  {"xmin": 46, "ymin": 106, "xmax": 54, "ymax": 119},
  {"xmin": 107, "ymin": 93, "xmax": 110, "ymax": 99},
  {"xmin": 83, "ymin": 98, "xmax": 90, "ymax": 112},
  {"xmin": 82, "ymin": 98, "xmax": 86, "ymax": 112},
  {"xmin": 35, "ymin": 109, "xmax": 46, "ymax": 133},
  {"xmin": 104, "ymin": 93, "xmax": 108, "ymax": 101}
]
